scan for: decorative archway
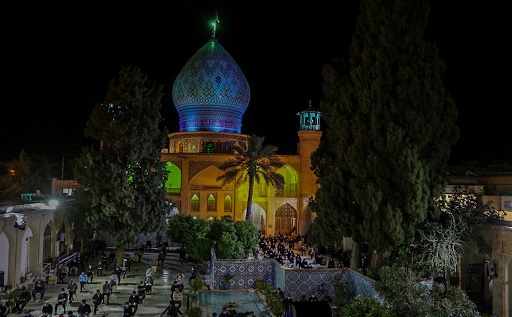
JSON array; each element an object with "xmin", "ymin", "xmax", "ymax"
[{"xmin": 275, "ymin": 204, "xmax": 297, "ymax": 235}]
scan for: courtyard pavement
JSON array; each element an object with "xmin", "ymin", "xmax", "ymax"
[{"xmin": 22, "ymin": 249, "xmax": 195, "ymax": 317}]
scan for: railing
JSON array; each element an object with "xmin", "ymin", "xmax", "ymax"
[{"xmin": 166, "ymin": 188, "xmax": 181, "ymax": 195}]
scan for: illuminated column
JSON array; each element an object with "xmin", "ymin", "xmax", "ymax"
[{"xmin": 297, "ymin": 101, "xmax": 322, "ymax": 235}]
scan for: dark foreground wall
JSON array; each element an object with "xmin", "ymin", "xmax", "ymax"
[{"xmin": 290, "ymin": 301, "xmax": 332, "ymax": 317}]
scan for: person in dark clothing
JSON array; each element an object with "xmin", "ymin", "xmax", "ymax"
[
  {"xmin": 123, "ymin": 302, "xmax": 132, "ymax": 317},
  {"xmin": 102, "ymin": 281, "xmax": 112, "ymax": 304},
  {"xmin": 77, "ymin": 299, "xmax": 91, "ymax": 317},
  {"xmin": 328, "ymin": 257, "xmax": 335, "ymax": 268},
  {"xmin": 32, "ymin": 277, "xmax": 46, "ymax": 302},
  {"xmin": 40, "ymin": 301, "xmax": 53, "ymax": 317},
  {"xmin": 160, "ymin": 301, "xmax": 182, "ymax": 317},
  {"xmin": 13, "ymin": 286, "xmax": 31, "ymax": 313},
  {"xmin": 157, "ymin": 251, "xmax": 166, "ymax": 267},
  {"xmin": 218, "ymin": 307, "xmax": 229, "ymax": 317},
  {"xmin": 54, "ymin": 288, "xmax": 68, "ymax": 315},
  {"xmin": 128, "ymin": 291, "xmax": 140, "ymax": 316},
  {"xmin": 92, "ymin": 289, "xmax": 102, "ymax": 315}
]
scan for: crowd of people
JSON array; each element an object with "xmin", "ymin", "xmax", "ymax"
[{"xmin": 1, "ymin": 242, "xmax": 175, "ymax": 317}]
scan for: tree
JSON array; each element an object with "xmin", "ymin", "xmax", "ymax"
[
  {"xmin": 375, "ymin": 266, "xmax": 480, "ymax": 317},
  {"xmin": 310, "ymin": 0, "xmax": 459, "ymax": 252},
  {"xmin": 73, "ymin": 65, "xmax": 168, "ymax": 266},
  {"xmin": 233, "ymin": 220, "xmax": 259, "ymax": 257},
  {"xmin": 0, "ymin": 150, "xmax": 55, "ymax": 200},
  {"xmin": 415, "ymin": 185, "xmax": 505, "ymax": 289},
  {"xmin": 205, "ymin": 216, "xmax": 258, "ymax": 259},
  {"xmin": 216, "ymin": 134, "xmax": 284, "ymax": 221},
  {"xmin": 166, "ymin": 214, "xmax": 209, "ymax": 251}
]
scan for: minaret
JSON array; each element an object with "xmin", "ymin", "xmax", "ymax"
[{"xmin": 296, "ymin": 100, "xmax": 322, "ymax": 235}]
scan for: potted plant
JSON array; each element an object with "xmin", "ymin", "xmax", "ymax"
[
  {"xmin": 222, "ymin": 273, "xmax": 234, "ymax": 290},
  {"xmin": 189, "ymin": 278, "xmax": 204, "ymax": 302}
]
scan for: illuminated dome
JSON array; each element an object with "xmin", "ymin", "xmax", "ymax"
[{"xmin": 172, "ymin": 36, "xmax": 250, "ymax": 134}]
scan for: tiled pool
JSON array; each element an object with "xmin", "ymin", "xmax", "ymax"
[{"xmin": 199, "ymin": 291, "xmax": 271, "ymax": 317}]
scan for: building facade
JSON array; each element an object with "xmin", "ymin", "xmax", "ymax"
[
  {"xmin": 160, "ymin": 30, "xmax": 321, "ymax": 237},
  {"xmin": 0, "ymin": 202, "xmax": 72, "ymax": 290}
]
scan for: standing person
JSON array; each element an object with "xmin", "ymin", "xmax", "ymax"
[
  {"xmin": 109, "ymin": 271, "xmax": 118, "ymax": 292},
  {"xmin": 79, "ymin": 272, "xmax": 89, "ymax": 292},
  {"xmin": 123, "ymin": 302, "xmax": 132, "ymax": 317},
  {"xmin": 13, "ymin": 286, "xmax": 31, "ymax": 313},
  {"xmin": 92, "ymin": 290, "xmax": 102, "ymax": 315},
  {"xmin": 102, "ymin": 281, "xmax": 111, "ymax": 304},
  {"xmin": 128, "ymin": 291, "xmax": 140, "ymax": 316},
  {"xmin": 309, "ymin": 247, "xmax": 315, "ymax": 260},
  {"xmin": 54, "ymin": 288, "xmax": 68, "ymax": 315},
  {"xmin": 32, "ymin": 277, "xmax": 46, "ymax": 302},
  {"xmin": 67, "ymin": 279, "xmax": 78, "ymax": 303},
  {"xmin": 157, "ymin": 250, "xmax": 166, "ymax": 267},
  {"xmin": 300, "ymin": 243, "xmax": 306, "ymax": 256},
  {"xmin": 77, "ymin": 299, "xmax": 91, "ymax": 317},
  {"xmin": 188, "ymin": 268, "xmax": 197, "ymax": 283},
  {"xmin": 114, "ymin": 267, "xmax": 122, "ymax": 285},
  {"xmin": 87, "ymin": 265, "xmax": 94, "ymax": 283},
  {"xmin": 40, "ymin": 301, "xmax": 53, "ymax": 317}
]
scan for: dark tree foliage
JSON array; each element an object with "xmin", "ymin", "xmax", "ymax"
[
  {"xmin": 166, "ymin": 213, "xmax": 209, "ymax": 250},
  {"xmin": 216, "ymin": 134, "xmax": 284, "ymax": 221},
  {"xmin": 311, "ymin": 0, "xmax": 459, "ymax": 251},
  {"xmin": 0, "ymin": 150, "xmax": 55, "ymax": 200},
  {"xmin": 73, "ymin": 65, "xmax": 168, "ymax": 264}
]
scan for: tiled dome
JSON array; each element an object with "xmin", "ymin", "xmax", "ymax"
[{"xmin": 172, "ymin": 36, "xmax": 250, "ymax": 134}]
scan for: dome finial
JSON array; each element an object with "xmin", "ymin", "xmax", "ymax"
[
  {"xmin": 211, "ymin": 8, "xmax": 220, "ymax": 38},
  {"xmin": 309, "ymin": 99, "xmax": 312, "ymax": 108}
]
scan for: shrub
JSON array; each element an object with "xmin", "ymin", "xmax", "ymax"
[{"xmin": 339, "ymin": 296, "xmax": 396, "ymax": 317}]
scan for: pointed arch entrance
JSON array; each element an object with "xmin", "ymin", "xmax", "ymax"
[
  {"xmin": 243, "ymin": 204, "xmax": 266, "ymax": 233},
  {"xmin": 275, "ymin": 204, "xmax": 297, "ymax": 235}
]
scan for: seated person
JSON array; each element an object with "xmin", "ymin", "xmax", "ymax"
[
  {"xmin": 136, "ymin": 281, "xmax": 146, "ymax": 301},
  {"xmin": 13, "ymin": 286, "xmax": 31, "ymax": 313},
  {"xmin": 58, "ymin": 264, "xmax": 69, "ymax": 283}
]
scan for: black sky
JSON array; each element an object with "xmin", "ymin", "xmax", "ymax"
[{"xmin": 0, "ymin": 1, "xmax": 507, "ymax": 166}]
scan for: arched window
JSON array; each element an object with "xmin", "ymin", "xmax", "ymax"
[
  {"xmin": 178, "ymin": 142, "xmax": 184, "ymax": 153},
  {"xmin": 207, "ymin": 194, "xmax": 216, "ymax": 211},
  {"xmin": 224, "ymin": 195, "xmax": 232, "ymax": 213},
  {"xmin": 191, "ymin": 194, "xmax": 199, "ymax": 212}
]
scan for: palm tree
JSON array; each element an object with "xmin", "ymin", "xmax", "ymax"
[{"xmin": 216, "ymin": 134, "xmax": 285, "ymax": 221}]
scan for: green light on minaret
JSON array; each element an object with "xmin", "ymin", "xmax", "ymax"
[{"xmin": 211, "ymin": 20, "xmax": 219, "ymax": 38}]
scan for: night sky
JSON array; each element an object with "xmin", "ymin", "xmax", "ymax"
[{"xmin": 0, "ymin": 1, "xmax": 507, "ymax": 166}]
